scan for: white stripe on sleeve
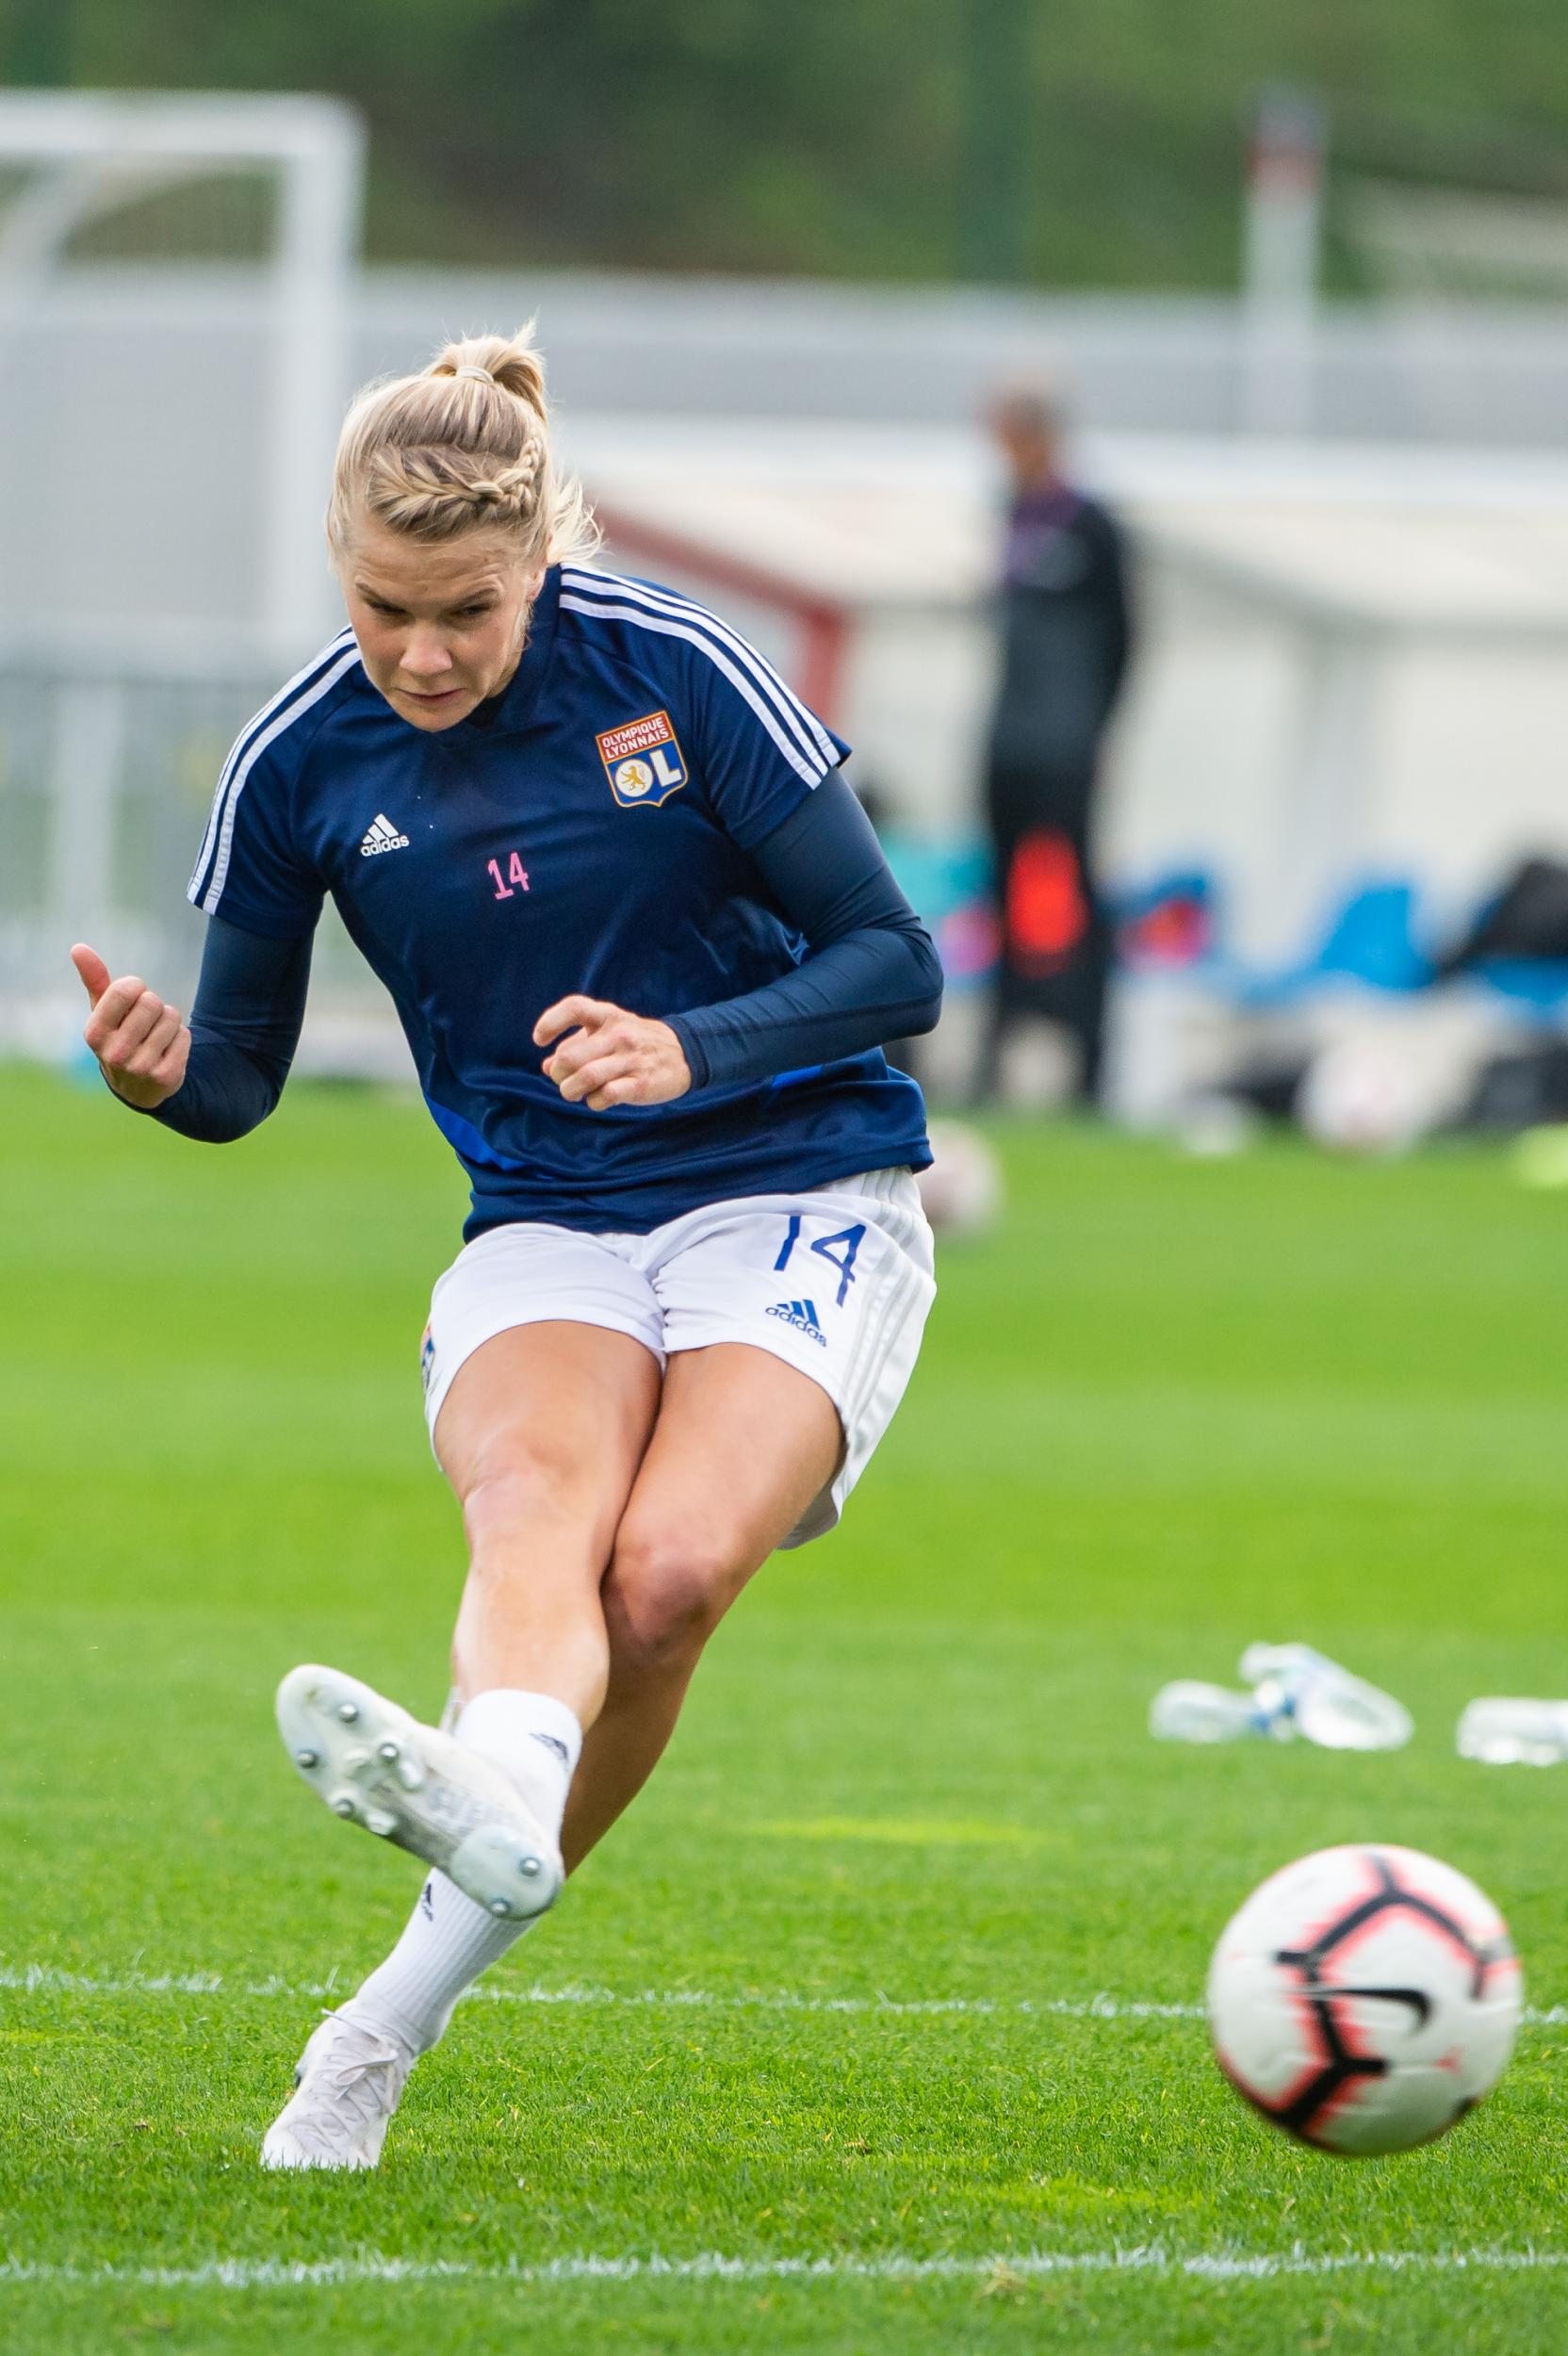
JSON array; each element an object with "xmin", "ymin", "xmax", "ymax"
[
  {"xmin": 188, "ymin": 630, "xmax": 356, "ymax": 900},
  {"xmin": 560, "ymin": 593, "xmax": 830, "ymax": 789},
  {"xmin": 190, "ymin": 641, "xmax": 362, "ymax": 915},
  {"xmin": 561, "ymin": 569, "xmax": 841, "ymax": 774}
]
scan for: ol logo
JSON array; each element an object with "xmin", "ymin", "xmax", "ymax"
[{"xmin": 596, "ymin": 710, "xmax": 688, "ymax": 809}]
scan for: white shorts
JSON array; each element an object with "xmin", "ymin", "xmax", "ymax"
[{"xmin": 420, "ymin": 1167, "xmax": 936, "ymax": 1547}]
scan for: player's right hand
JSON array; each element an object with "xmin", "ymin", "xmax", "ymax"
[{"xmin": 71, "ymin": 943, "xmax": 190, "ymax": 1110}]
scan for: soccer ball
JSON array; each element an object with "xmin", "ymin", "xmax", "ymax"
[
  {"xmin": 1207, "ymin": 1844, "xmax": 1522, "ymax": 2156},
  {"xmin": 916, "ymin": 1120, "xmax": 1003, "ymax": 1237},
  {"xmin": 1297, "ymin": 1039, "xmax": 1433, "ymax": 1155}
]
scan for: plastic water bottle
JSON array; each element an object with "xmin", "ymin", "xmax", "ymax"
[
  {"xmin": 1239, "ymin": 1643, "xmax": 1413, "ymax": 1752},
  {"xmin": 1458, "ymin": 1698, "xmax": 1568, "ymax": 1765},
  {"xmin": 1149, "ymin": 1680, "xmax": 1289, "ymax": 1743}
]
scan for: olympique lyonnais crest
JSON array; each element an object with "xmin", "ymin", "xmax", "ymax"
[{"xmin": 596, "ymin": 710, "xmax": 689, "ymax": 809}]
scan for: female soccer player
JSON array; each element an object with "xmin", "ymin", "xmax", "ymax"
[{"xmin": 73, "ymin": 329, "xmax": 942, "ymax": 2170}]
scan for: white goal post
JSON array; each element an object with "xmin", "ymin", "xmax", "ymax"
[
  {"xmin": 0, "ymin": 93, "xmax": 368, "ymax": 1051},
  {"xmin": 0, "ymin": 90, "xmax": 365, "ymax": 662}
]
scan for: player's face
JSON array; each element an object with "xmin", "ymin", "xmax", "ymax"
[{"xmin": 339, "ymin": 516, "xmax": 545, "ymax": 731}]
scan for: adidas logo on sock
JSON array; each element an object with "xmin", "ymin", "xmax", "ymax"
[
  {"xmin": 765, "ymin": 1299, "xmax": 827, "ymax": 1346},
  {"xmin": 359, "ymin": 812, "xmax": 410, "ymax": 857}
]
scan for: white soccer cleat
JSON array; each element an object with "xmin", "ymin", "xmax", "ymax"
[
  {"xmin": 260, "ymin": 2010, "xmax": 413, "ymax": 2171},
  {"xmin": 276, "ymin": 1663, "xmax": 564, "ymax": 1924}
]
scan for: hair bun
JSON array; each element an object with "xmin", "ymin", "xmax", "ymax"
[{"xmin": 429, "ymin": 331, "xmax": 547, "ymax": 419}]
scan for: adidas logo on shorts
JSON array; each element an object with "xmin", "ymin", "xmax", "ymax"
[
  {"xmin": 766, "ymin": 1298, "xmax": 827, "ymax": 1346},
  {"xmin": 360, "ymin": 812, "xmax": 409, "ymax": 857}
]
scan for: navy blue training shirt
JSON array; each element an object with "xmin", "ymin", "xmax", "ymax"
[{"xmin": 187, "ymin": 565, "xmax": 932, "ymax": 1235}]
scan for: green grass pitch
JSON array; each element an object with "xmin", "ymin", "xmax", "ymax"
[{"xmin": 3, "ymin": 1060, "xmax": 1567, "ymax": 2353}]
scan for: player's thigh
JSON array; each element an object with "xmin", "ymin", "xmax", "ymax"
[
  {"xmin": 435, "ymin": 1321, "xmax": 662, "ymax": 1551},
  {"xmin": 648, "ymin": 1169, "xmax": 936, "ymax": 1548},
  {"xmin": 426, "ymin": 1219, "xmax": 665, "ymax": 1520},
  {"xmin": 603, "ymin": 1343, "xmax": 841, "ymax": 1660}
]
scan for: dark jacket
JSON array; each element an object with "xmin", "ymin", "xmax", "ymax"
[{"xmin": 988, "ymin": 484, "xmax": 1132, "ymax": 777}]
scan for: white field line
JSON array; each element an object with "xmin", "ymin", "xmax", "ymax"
[
  {"xmin": 0, "ymin": 1965, "xmax": 1196, "ymax": 2020},
  {"xmin": 5, "ymin": 1963, "xmax": 1568, "ymax": 2029},
  {"xmin": 4, "ymin": 2248, "xmax": 1568, "ymax": 2290}
]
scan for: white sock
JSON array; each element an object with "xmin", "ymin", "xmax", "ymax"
[
  {"xmin": 454, "ymin": 1688, "xmax": 582, "ymax": 1839},
  {"xmin": 344, "ymin": 1870, "xmax": 530, "ymax": 2055}
]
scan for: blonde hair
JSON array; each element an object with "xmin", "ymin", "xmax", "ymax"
[{"xmin": 326, "ymin": 325, "xmax": 599, "ymax": 566}]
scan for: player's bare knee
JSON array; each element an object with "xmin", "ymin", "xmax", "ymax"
[
  {"xmin": 460, "ymin": 1455, "xmax": 583, "ymax": 1554},
  {"xmin": 602, "ymin": 1528, "xmax": 737, "ymax": 1677}
]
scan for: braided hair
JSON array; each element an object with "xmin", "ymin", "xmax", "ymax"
[{"xmin": 327, "ymin": 326, "xmax": 598, "ymax": 564}]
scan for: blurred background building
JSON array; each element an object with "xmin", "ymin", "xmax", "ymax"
[{"xmin": 6, "ymin": 0, "xmax": 1568, "ymax": 1138}]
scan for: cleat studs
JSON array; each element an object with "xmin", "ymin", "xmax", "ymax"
[
  {"xmin": 489, "ymin": 1898, "xmax": 513, "ymax": 1918},
  {"xmin": 365, "ymin": 1808, "xmax": 397, "ymax": 1837},
  {"xmin": 332, "ymin": 1795, "xmax": 356, "ymax": 1819},
  {"xmin": 519, "ymin": 1856, "xmax": 542, "ymax": 1878},
  {"xmin": 294, "ymin": 1748, "xmax": 319, "ymax": 1770},
  {"xmin": 377, "ymin": 1739, "xmax": 400, "ymax": 1762},
  {"xmin": 336, "ymin": 1700, "xmax": 359, "ymax": 1724}
]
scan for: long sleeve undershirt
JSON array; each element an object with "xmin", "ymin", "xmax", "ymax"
[
  {"xmin": 143, "ymin": 769, "xmax": 941, "ymax": 1141},
  {"xmin": 664, "ymin": 774, "xmax": 941, "ymax": 1090},
  {"xmin": 148, "ymin": 924, "xmax": 312, "ymax": 1142}
]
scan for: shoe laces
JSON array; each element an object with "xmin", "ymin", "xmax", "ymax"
[{"xmin": 293, "ymin": 2013, "xmax": 408, "ymax": 2145}]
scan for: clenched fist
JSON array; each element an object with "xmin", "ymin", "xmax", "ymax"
[
  {"xmin": 534, "ymin": 994, "xmax": 691, "ymax": 1110},
  {"xmin": 71, "ymin": 943, "xmax": 190, "ymax": 1110}
]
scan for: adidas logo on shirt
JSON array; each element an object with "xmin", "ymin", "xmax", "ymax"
[
  {"xmin": 765, "ymin": 1298, "xmax": 827, "ymax": 1346},
  {"xmin": 359, "ymin": 812, "xmax": 409, "ymax": 857}
]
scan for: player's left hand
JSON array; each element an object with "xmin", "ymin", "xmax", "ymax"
[{"xmin": 534, "ymin": 995, "xmax": 692, "ymax": 1110}]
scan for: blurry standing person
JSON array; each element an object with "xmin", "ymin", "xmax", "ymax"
[{"xmin": 982, "ymin": 385, "xmax": 1134, "ymax": 1105}]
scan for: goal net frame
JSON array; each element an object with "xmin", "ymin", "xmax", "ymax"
[{"xmin": 0, "ymin": 90, "xmax": 364, "ymax": 663}]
